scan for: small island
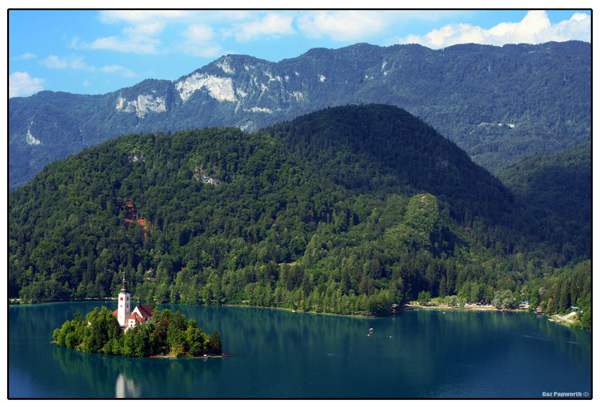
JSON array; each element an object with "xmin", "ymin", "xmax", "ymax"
[{"xmin": 52, "ymin": 273, "xmax": 223, "ymax": 358}]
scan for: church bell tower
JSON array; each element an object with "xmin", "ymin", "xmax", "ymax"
[{"xmin": 117, "ymin": 272, "xmax": 131, "ymax": 327}]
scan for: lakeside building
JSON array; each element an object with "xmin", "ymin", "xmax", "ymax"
[{"xmin": 113, "ymin": 273, "xmax": 154, "ymax": 331}]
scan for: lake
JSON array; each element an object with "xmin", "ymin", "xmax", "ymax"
[{"xmin": 8, "ymin": 302, "xmax": 591, "ymax": 398}]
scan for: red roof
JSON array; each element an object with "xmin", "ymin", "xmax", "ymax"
[
  {"xmin": 113, "ymin": 310, "xmax": 118, "ymax": 315},
  {"xmin": 137, "ymin": 304, "xmax": 154, "ymax": 319},
  {"xmin": 129, "ymin": 314, "xmax": 144, "ymax": 322}
]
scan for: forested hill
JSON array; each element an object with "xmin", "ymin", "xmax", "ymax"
[
  {"xmin": 9, "ymin": 40, "xmax": 590, "ymax": 190},
  {"xmin": 265, "ymin": 105, "xmax": 514, "ymax": 223},
  {"xmin": 496, "ymin": 141, "xmax": 591, "ymax": 247},
  {"xmin": 9, "ymin": 105, "xmax": 590, "ymax": 323}
]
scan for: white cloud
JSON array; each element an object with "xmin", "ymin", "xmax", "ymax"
[
  {"xmin": 12, "ymin": 53, "xmax": 36, "ymax": 60},
  {"xmin": 91, "ymin": 11, "xmax": 295, "ymax": 55},
  {"xmin": 297, "ymin": 11, "xmax": 391, "ymax": 41},
  {"xmin": 183, "ymin": 24, "xmax": 215, "ymax": 42},
  {"xmin": 177, "ymin": 41, "xmax": 224, "ymax": 58},
  {"xmin": 9, "ymin": 72, "xmax": 45, "ymax": 98},
  {"xmin": 123, "ymin": 21, "xmax": 166, "ymax": 36},
  {"xmin": 86, "ymin": 35, "xmax": 161, "ymax": 54},
  {"xmin": 82, "ymin": 79, "xmax": 91, "ymax": 87},
  {"xmin": 41, "ymin": 55, "xmax": 67, "ymax": 69},
  {"xmin": 553, "ymin": 12, "xmax": 591, "ymax": 41},
  {"xmin": 396, "ymin": 11, "xmax": 591, "ymax": 49},
  {"xmin": 235, "ymin": 13, "xmax": 296, "ymax": 41},
  {"xmin": 92, "ymin": 10, "xmax": 224, "ymax": 55},
  {"xmin": 98, "ymin": 10, "xmax": 190, "ymax": 24},
  {"xmin": 98, "ymin": 10, "xmax": 251, "ymax": 25},
  {"xmin": 41, "ymin": 55, "xmax": 94, "ymax": 70},
  {"xmin": 39, "ymin": 54, "xmax": 135, "ymax": 78},
  {"xmin": 177, "ymin": 24, "xmax": 223, "ymax": 57},
  {"xmin": 100, "ymin": 65, "xmax": 137, "ymax": 77},
  {"xmin": 67, "ymin": 11, "xmax": 171, "ymax": 54}
]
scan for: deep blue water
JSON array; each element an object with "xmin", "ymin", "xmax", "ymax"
[{"xmin": 9, "ymin": 302, "xmax": 591, "ymax": 398}]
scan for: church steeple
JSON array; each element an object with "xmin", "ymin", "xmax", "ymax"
[
  {"xmin": 121, "ymin": 271, "xmax": 129, "ymax": 293},
  {"xmin": 117, "ymin": 271, "xmax": 131, "ymax": 327}
]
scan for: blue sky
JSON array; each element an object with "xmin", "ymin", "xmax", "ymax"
[{"xmin": 8, "ymin": 9, "xmax": 591, "ymax": 98}]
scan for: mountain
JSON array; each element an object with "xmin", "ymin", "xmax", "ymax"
[
  {"xmin": 496, "ymin": 141, "xmax": 591, "ymax": 255},
  {"xmin": 8, "ymin": 105, "xmax": 590, "ymax": 320},
  {"xmin": 9, "ymin": 41, "xmax": 591, "ymax": 190}
]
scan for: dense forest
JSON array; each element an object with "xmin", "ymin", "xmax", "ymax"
[
  {"xmin": 497, "ymin": 141, "xmax": 591, "ymax": 226},
  {"xmin": 9, "ymin": 105, "xmax": 590, "ymax": 328},
  {"xmin": 10, "ymin": 41, "xmax": 590, "ymax": 189}
]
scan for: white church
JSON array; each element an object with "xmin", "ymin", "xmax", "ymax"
[{"xmin": 112, "ymin": 272, "xmax": 154, "ymax": 330}]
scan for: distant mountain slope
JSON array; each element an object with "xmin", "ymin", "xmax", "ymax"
[
  {"xmin": 496, "ymin": 141, "xmax": 591, "ymax": 225},
  {"xmin": 9, "ymin": 105, "xmax": 589, "ymax": 317},
  {"xmin": 9, "ymin": 41, "xmax": 590, "ymax": 190}
]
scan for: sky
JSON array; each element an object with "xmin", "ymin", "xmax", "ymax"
[{"xmin": 8, "ymin": 8, "xmax": 592, "ymax": 98}]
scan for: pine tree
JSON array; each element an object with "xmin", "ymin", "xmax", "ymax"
[
  {"xmin": 438, "ymin": 276, "xmax": 447, "ymax": 299},
  {"xmin": 546, "ymin": 297, "xmax": 555, "ymax": 314},
  {"xmin": 209, "ymin": 329, "xmax": 222, "ymax": 354},
  {"xmin": 558, "ymin": 282, "xmax": 570, "ymax": 313}
]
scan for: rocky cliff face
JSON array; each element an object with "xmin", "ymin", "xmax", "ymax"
[
  {"xmin": 9, "ymin": 41, "xmax": 591, "ymax": 190},
  {"xmin": 115, "ymin": 94, "xmax": 167, "ymax": 118}
]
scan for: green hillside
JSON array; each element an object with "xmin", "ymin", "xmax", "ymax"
[
  {"xmin": 496, "ymin": 141, "xmax": 591, "ymax": 224},
  {"xmin": 496, "ymin": 141, "xmax": 591, "ymax": 264},
  {"xmin": 8, "ymin": 105, "xmax": 590, "ymax": 325}
]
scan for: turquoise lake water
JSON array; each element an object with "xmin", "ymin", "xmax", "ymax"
[{"xmin": 8, "ymin": 302, "xmax": 591, "ymax": 398}]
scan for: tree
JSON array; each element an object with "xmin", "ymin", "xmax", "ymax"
[
  {"xmin": 209, "ymin": 329, "xmax": 222, "ymax": 354},
  {"xmin": 121, "ymin": 329, "xmax": 135, "ymax": 356},
  {"xmin": 367, "ymin": 293, "xmax": 391, "ymax": 317},
  {"xmin": 185, "ymin": 326, "xmax": 203, "ymax": 355},
  {"xmin": 558, "ymin": 282, "xmax": 570, "ymax": 313},
  {"xmin": 52, "ymin": 328, "xmax": 63, "ymax": 346},
  {"xmin": 438, "ymin": 276, "xmax": 447, "ymax": 299},
  {"xmin": 417, "ymin": 290, "xmax": 431, "ymax": 305},
  {"xmin": 65, "ymin": 331, "xmax": 77, "ymax": 349},
  {"xmin": 445, "ymin": 295, "xmax": 459, "ymax": 307},
  {"xmin": 580, "ymin": 306, "xmax": 591, "ymax": 330},
  {"xmin": 546, "ymin": 297, "xmax": 556, "ymax": 314},
  {"xmin": 133, "ymin": 327, "xmax": 151, "ymax": 357},
  {"xmin": 492, "ymin": 290, "xmax": 515, "ymax": 309}
]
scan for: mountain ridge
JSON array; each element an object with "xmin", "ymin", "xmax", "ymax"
[{"xmin": 9, "ymin": 40, "xmax": 591, "ymax": 190}]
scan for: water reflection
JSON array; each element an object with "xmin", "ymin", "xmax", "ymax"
[
  {"xmin": 51, "ymin": 344, "xmax": 224, "ymax": 398},
  {"xmin": 115, "ymin": 373, "xmax": 140, "ymax": 398}
]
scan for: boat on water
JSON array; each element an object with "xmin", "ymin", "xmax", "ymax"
[
  {"xmin": 222, "ymin": 354, "xmax": 231, "ymax": 357},
  {"xmin": 369, "ymin": 328, "xmax": 373, "ymax": 332}
]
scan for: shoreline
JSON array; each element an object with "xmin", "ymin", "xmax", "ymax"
[
  {"xmin": 221, "ymin": 303, "xmax": 372, "ymax": 318},
  {"xmin": 50, "ymin": 341, "xmax": 230, "ymax": 359},
  {"xmin": 16, "ymin": 298, "xmax": 529, "ymax": 316},
  {"xmin": 150, "ymin": 354, "xmax": 231, "ymax": 359},
  {"xmin": 404, "ymin": 304, "xmax": 530, "ymax": 312}
]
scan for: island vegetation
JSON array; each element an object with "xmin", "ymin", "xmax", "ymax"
[{"xmin": 52, "ymin": 306, "xmax": 223, "ymax": 358}]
